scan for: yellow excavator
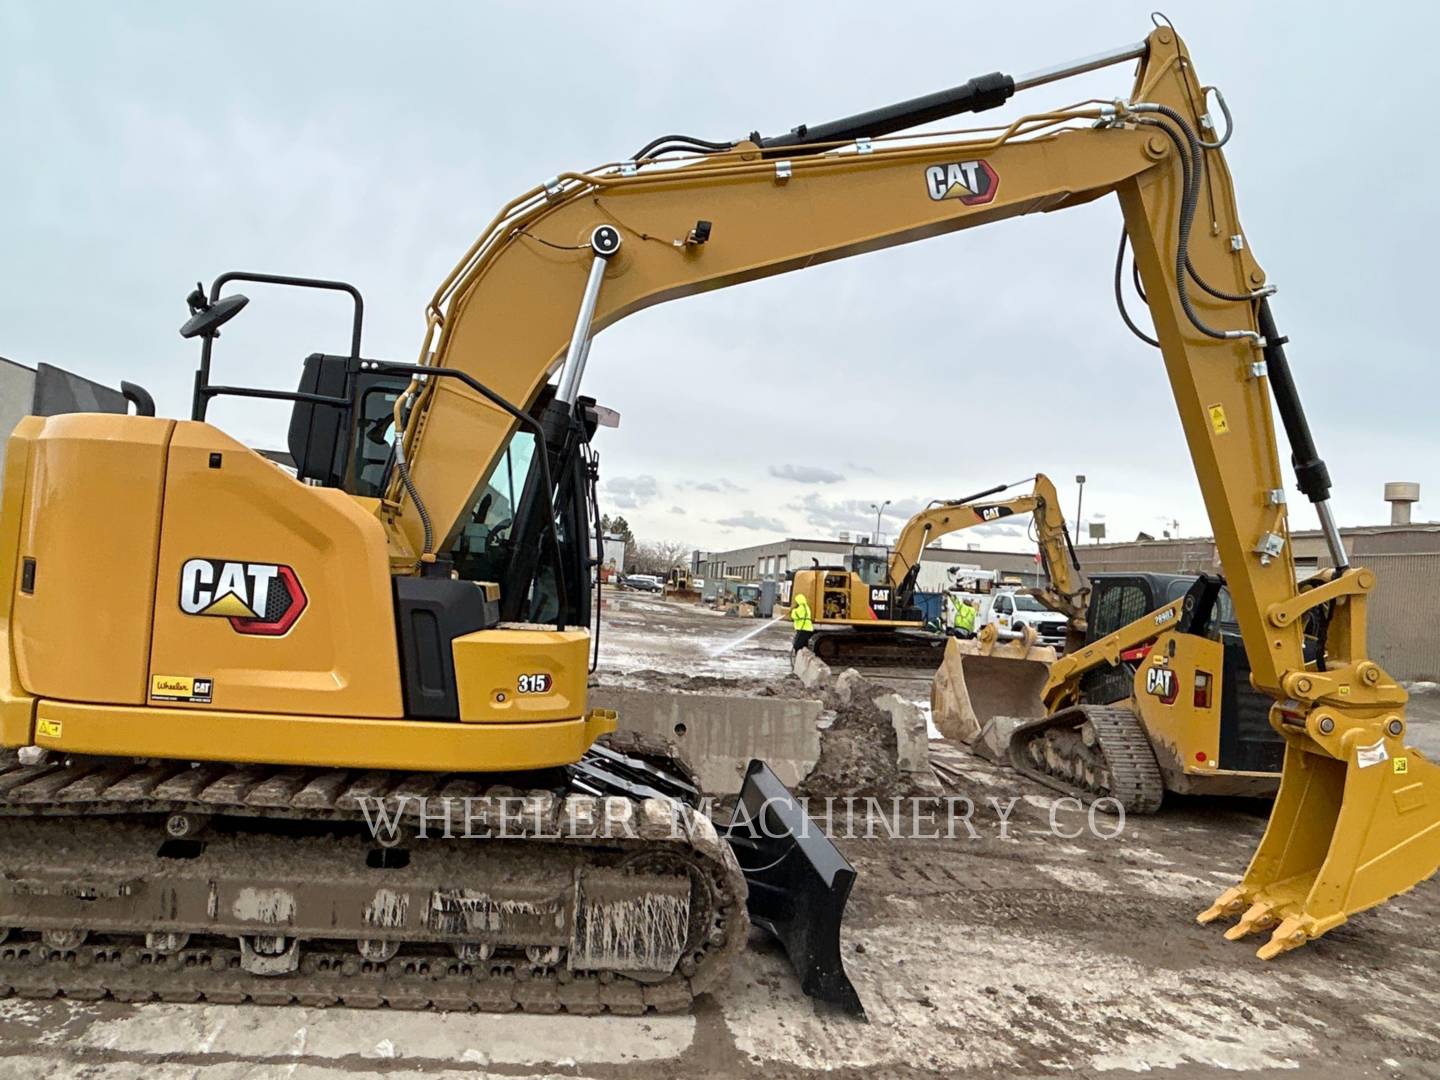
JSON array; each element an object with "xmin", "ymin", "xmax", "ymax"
[
  {"xmin": 2, "ymin": 19, "xmax": 1436, "ymax": 1011},
  {"xmin": 791, "ymin": 473, "xmax": 1087, "ymax": 667}
]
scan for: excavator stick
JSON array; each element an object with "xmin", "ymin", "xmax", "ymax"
[
  {"xmin": 724, "ymin": 760, "xmax": 863, "ymax": 1016},
  {"xmin": 1200, "ymin": 721, "xmax": 1440, "ymax": 959}
]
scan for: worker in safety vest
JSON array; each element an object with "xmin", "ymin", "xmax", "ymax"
[
  {"xmin": 951, "ymin": 594, "xmax": 978, "ymax": 639},
  {"xmin": 790, "ymin": 590, "xmax": 815, "ymax": 653}
]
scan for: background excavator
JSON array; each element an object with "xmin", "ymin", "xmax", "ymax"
[
  {"xmin": 1, "ymin": 19, "xmax": 1436, "ymax": 1013},
  {"xmin": 791, "ymin": 474, "xmax": 1087, "ymax": 668}
]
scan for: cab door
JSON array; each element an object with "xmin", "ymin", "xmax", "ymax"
[{"xmin": 992, "ymin": 594, "xmax": 1013, "ymax": 629}]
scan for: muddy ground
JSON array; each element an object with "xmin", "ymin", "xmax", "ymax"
[{"xmin": 1, "ymin": 591, "xmax": 1437, "ymax": 1078}]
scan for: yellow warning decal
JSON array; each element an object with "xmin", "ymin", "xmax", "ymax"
[
  {"xmin": 1208, "ymin": 404, "xmax": 1229, "ymax": 435},
  {"xmin": 1395, "ymin": 757, "xmax": 1409, "ymax": 775},
  {"xmin": 36, "ymin": 719, "xmax": 62, "ymax": 740}
]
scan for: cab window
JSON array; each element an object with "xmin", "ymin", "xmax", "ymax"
[
  {"xmin": 1091, "ymin": 582, "xmax": 1150, "ymax": 637},
  {"xmin": 452, "ymin": 430, "xmax": 537, "ymax": 584},
  {"xmin": 351, "ymin": 385, "xmax": 399, "ymax": 498}
]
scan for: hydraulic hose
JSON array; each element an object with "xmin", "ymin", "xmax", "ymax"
[{"xmin": 1131, "ymin": 106, "xmax": 1260, "ymax": 343}]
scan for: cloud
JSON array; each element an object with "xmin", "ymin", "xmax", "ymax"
[
  {"xmin": 796, "ymin": 492, "xmax": 927, "ymax": 536},
  {"xmin": 691, "ymin": 478, "xmax": 746, "ymax": 494},
  {"xmin": 669, "ymin": 505, "xmax": 686, "ymax": 515},
  {"xmin": 844, "ymin": 461, "xmax": 877, "ymax": 474},
  {"xmin": 769, "ymin": 463, "xmax": 845, "ymax": 485},
  {"xmin": 604, "ymin": 474, "xmax": 659, "ymax": 509},
  {"xmin": 714, "ymin": 511, "xmax": 787, "ymax": 532},
  {"xmin": 969, "ymin": 521, "xmax": 1027, "ymax": 540}
]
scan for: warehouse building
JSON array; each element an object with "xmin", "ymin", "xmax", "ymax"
[
  {"xmin": 697, "ymin": 483, "xmax": 1437, "ymax": 681},
  {"xmin": 693, "ymin": 536, "xmax": 1046, "ymax": 592}
]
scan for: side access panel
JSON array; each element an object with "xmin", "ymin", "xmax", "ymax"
[
  {"xmin": 10, "ymin": 414, "xmax": 173, "ymax": 707},
  {"xmin": 148, "ymin": 422, "xmax": 402, "ymax": 718}
]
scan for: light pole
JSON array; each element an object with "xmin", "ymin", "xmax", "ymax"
[
  {"xmin": 1074, "ymin": 475, "xmax": 1086, "ymax": 544},
  {"xmin": 870, "ymin": 499, "xmax": 891, "ymax": 544}
]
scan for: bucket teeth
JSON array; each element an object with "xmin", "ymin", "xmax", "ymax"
[
  {"xmin": 1196, "ymin": 885, "xmax": 1248, "ymax": 925},
  {"xmin": 1255, "ymin": 915, "xmax": 1312, "ymax": 960},
  {"xmin": 1222, "ymin": 900, "xmax": 1278, "ymax": 942}
]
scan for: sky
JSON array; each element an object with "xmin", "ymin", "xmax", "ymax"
[{"xmin": 3, "ymin": 1, "xmax": 1435, "ymax": 558}]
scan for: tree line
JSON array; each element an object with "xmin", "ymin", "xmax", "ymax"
[{"xmin": 601, "ymin": 515, "xmax": 692, "ymax": 576}]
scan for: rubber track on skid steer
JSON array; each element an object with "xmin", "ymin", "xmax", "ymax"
[
  {"xmin": 1007, "ymin": 704, "xmax": 1165, "ymax": 814},
  {"xmin": 0, "ymin": 741, "xmax": 747, "ymax": 1014}
]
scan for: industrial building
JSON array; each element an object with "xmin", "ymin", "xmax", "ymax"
[
  {"xmin": 693, "ymin": 536, "xmax": 1046, "ymax": 592},
  {"xmin": 1076, "ymin": 518, "xmax": 1438, "ymax": 682},
  {"xmin": 699, "ymin": 484, "xmax": 1436, "ymax": 681}
]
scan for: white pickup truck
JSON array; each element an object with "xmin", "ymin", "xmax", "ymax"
[{"xmin": 949, "ymin": 588, "xmax": 1070, "ymax": 650}]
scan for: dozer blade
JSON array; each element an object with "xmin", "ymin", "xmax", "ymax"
[
  {"xmin": 724, "ymin": 759, "xmax": 864, "ymax": 1016},
  {"xmin": 1199, "ymin": 726, "xmax": 1440, "ymax": 959},
  {"xmin": 931, "ymin": 635, "xmax": 1053, "ymax": 745}
]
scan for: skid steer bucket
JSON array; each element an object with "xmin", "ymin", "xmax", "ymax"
[
  {"xmin": 931, "ymin": 634, "xmax": 1053, "ymax": 745},
  {"xmin": 724, "ymin": 759, "xmax": 864, "ymax": 1016},
  {"xmin": 1199, "ymin": 714, "xmax": 1440, "ymax": 959}
]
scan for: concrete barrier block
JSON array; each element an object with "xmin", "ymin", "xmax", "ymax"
[{"xmin": 589, "ymin": 687, "xmax": 824, "ymax": 795}]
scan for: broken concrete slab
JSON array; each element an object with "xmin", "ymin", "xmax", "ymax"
[
  {"xmin": 833, "ymin": 667, "xmax": 866, "ymax": 705},
  {"xmin": 974, "ymin": 714, "xmax": 1027, "ymax": 763},
  {"xmin": 590, "ymin": 686, "xmax": 823, "ymax": 794},
  {"xmin": 793, "ymin": 648, "xmax": 832, "ymax": 690},
  {"xmin": 874, "ymin": 693, "xmax": 931, "ymax": 779}
]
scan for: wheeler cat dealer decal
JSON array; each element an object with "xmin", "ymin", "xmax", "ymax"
[
  {"xmin": 179, "ymin": 558, "xmax": 308, "ymax": 635},
  {"xmin": 924, "ymin": 160, "xmax": 999, "ymax": 205},
  {"xmin": 150, "ymin": 675, "xmax": 214, "ymax": 704}
]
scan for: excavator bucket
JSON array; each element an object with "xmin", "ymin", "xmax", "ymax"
[
  {"xmin": 725, "ymin": 759, "xmax": 864, "ymax": 1016},
  {"xmin": 1199, "ymin": 720, "xmax": 1440, "ymax": 959},
  {"xmin": 931, "ymin": 634, "xmax": 1054, "ymax": 747}
]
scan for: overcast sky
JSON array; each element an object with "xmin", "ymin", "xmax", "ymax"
[{"xmin": 3, "ymin": 2, "xmax": 1435, "ymax": 556}]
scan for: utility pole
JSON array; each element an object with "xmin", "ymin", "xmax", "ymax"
[
  {"xmin": 1074, "ymin": 475, "xmax": 1086, "ymax": 544},
  {"xmin": 870, "ymin": 499, "xmax": 891, "ymax": 544}
]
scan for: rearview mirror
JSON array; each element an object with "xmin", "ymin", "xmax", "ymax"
[{"xmin": 179, "ymin": 291, "xmax": 249, "ymax": 339}]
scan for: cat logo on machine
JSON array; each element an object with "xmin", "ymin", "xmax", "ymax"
[
  {"xmin": 924, "ymin": 159, "xmax": 999, "ymax": 205},
  {"xmin": 1145, "ymin": 666, "xmax": 1179, "ymax": 704},
  {"xmin": 179, "ymin": 558, "xmax": 307, "ymax": 636},
  {"xmin": 977, "ymin": 504, "xmax": 1014, "ymax": 523},
  {"xmin": 869, "ymin": 586, "xmax": 893, "ymax": 619}
]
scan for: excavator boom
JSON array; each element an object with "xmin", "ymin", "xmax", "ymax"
[{"xmin": 372, "ymin": 23, "xmax": 1433, "ymax": 957}]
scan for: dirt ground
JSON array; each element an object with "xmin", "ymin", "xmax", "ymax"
[{"xmin": 2, "ymin": 591, "xmax": 1438, "ymax": 1079}]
